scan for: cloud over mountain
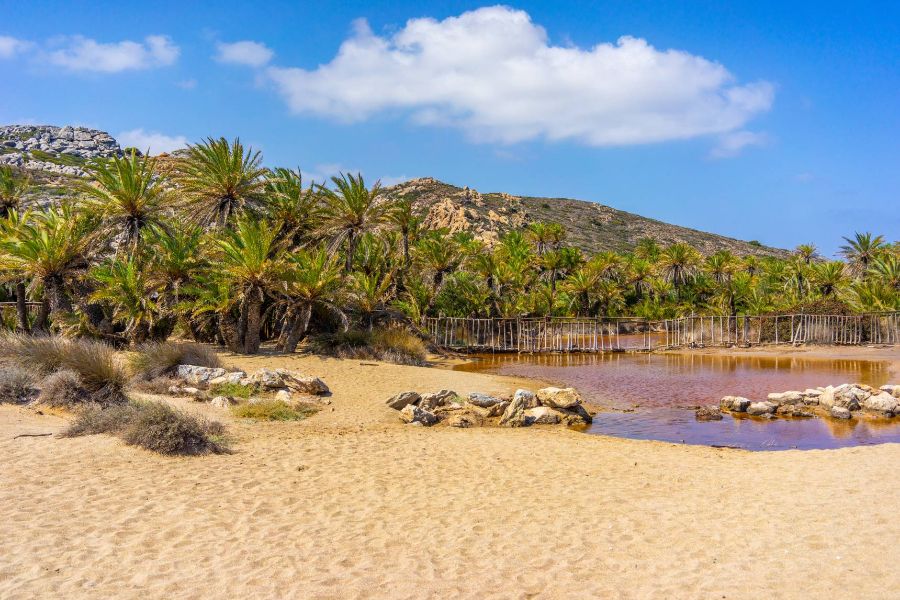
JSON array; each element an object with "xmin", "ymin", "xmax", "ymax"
[{"xmin": 266, "ymin": 6, "xmax": 773, "ymax": 146}]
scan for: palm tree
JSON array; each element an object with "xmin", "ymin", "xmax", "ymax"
[
  {"xmin": 264, "ymin": 167, "xmax": 321, "ymax": 244},
  {"xmin": 386, "ymin": 195, "xmax": 419, "ymax": 273},
  {"xmin": 633, "ymin": 238, "xmax": 661, "ymax": 261},
  {"xmin": 0, "ymin": 166, "xmax": 29, "ymax": 219},
  {"xmin": 810, "ymin": 261, "xmax": 846, "ymax": 298},
  {"xmin": 319, "ymin": 172, "xmax": 388, "ymax": 272},
  {"xmin": 657, "ymin": 243, "xmax": 700, "ymax": 290},
  {"xmin": 177, "ymin": 137, "xmax": 267, "ymax": 228},
  {"xmin": 563, "ymin": 267, "xmax": 598, "ymax": 316},
  {"xmin": 840, "ymin": 232, "xmax": 887, "ymax": 278},
  {"xmin": 869, "ymin": 254, "xmax": 900, "ymax": 291},
  {"xmin": 415, "ymin": 232, "xmax": 461, "ymax": 291},
  {"xmin": 794, "ymin": 243, "xmax": 818, "ymax": 265},
  {"xmin": 276, "ymin": 247, "xmax": 345, "ymax": 352},
  {"xmin": 82, "ymin": 150, "xmax": 168, "ymax": 251},
  {"xmin": 350, "ymin": 271, "xmax": 394, "ymax": 330},
  {"xmin": 0, "ymin": 205, "xmax": 100, "ymax": 324},
  {"xmin": 213, "ymin": 217, "xmax": 285, "ymax": 353},
  {"xmin": 704, "ymin": 251, "xmax": 736, "ymax": 285},
  {"xmin": 90, "ymin": 257, "xmax": 162, "ymax": 344}
]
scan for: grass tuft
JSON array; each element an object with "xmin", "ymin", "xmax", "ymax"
[
  {"xmin": 209, "ymin": 381, "xmax": 253, "ymax": 399},
  {"xmin": 130, "ymin": 341, "xmax": 221, "ymax": 381},
  {"xmin": 37, "ymin": 370, "xmax": 89, "ymax": 407},
  {"xmin": 0, "ymin": 366, "xmax": 37, "ymax": 404},
  {"xmin": 231, "ymin": 399, "xmax": 318, "ymax": 421},
  {"xmin": 64, "ymin": 400, "xmax": 229, "ymax": 455}
]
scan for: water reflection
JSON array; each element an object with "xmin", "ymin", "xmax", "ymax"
[{"xmin": 455, "ymin": 353, "xmax": 899, "ymax": 450}]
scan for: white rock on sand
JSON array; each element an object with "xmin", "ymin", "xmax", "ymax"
[{"xmin": 536, "ymin": 387, "xmax": 582, "ymax": 409}]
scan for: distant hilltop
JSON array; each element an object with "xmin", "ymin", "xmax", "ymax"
[
  {"xmin": 0, "ymin": 124, "xmax": 122, "ymax": 177},
  {"xmin": 2, "ymin": 124, "xmax": 787, "ymax": 257}
]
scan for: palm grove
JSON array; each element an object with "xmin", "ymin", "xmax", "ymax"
[{"xmin": 0, "ymin": 138, "xmax": 897, "ymax": 354}]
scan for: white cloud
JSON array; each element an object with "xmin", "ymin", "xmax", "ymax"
[
  {"xmin": 215, "ymin": 40, "xmax": 274, "ymax": 67},
  {"xmin": 709, "ymin": 130, "xmax": 769, "ymax": 159},
  {"xmin": 46, "ymin": 35, "xmax": 179, "ymax": 72},
  {"xmin": 0, "ymin": 35, "xmax": 30, "ymax": 59},
  {"xmin": 265, "ymin": 6, "xmax": 774, "ymax": 147},
  {"xmin": 380, "ymin": 174, "xmax": 412, "ymax": 187},
  {"xmin": 117, "ymin": 128, "xmax": 188, "ymax": 154}
]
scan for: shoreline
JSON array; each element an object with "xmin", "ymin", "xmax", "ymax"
[{"xmin": 1, "ymin": 351, "xmax": 898, "ymax": 597}]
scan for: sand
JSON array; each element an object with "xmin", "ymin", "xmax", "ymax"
[{"xmin": 1, "ymin": 351, "xmax": 899, "ymax": 599}]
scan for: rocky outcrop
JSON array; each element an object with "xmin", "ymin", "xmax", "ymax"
[
  {"xmin": 0, "ymin": 125, "xmax": 122, "ymax": 177},
  {"xmin": 176, "ymin": 365, "xmax": 227, "ymax": 386},
  {"xmin": 718, "ymin": 382, "xmax": 900, "ymax": 422},
  {"xmin": 386, "ymin": 385, "xmax": 593, "ymax": 428}
]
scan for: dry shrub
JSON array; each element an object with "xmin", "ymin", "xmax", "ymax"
[
  {"xmin": 308, "ymin": 327, "xmax": 427, "ymax": 365},
  {"xmin": 129, "ymin": 342, "xmax": 221, "ymax": 381},
  {"xmin": 0, "ymin": 366, "xmax": 37, "ymax": 404},
  {"xmin": 37, "ymin": 370, "xmax": 89, "ymax": 407},
  {"xmin": 0, "ymin": 333, "xmax": 70, "ymax": 375},
  {"xmin": 232, "ymin": 399, "xmax": 318, "ymax": 421},
  {"xmin": 64, "ymin": 400, "xmax": 228, "ymax": 456},
  {"xmin": 59, "ymin": 340, "xmax": 128, "ymax": 405},
  {"xmin": 128, "ymin": 376, "xmax": 180, "ymax": 395}
]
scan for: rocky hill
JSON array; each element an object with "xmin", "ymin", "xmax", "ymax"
[
  {"xmin": 382, "ymin": 178, "xmax": 788, "ymax": 258},
  {"xmin": 2, "ymin": 124, "xmax": 788, "ymax": 257}
]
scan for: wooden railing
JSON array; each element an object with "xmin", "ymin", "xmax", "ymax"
[{"xmin": 422, "ymin": 312, "xmax": 900, "ymax": 352}]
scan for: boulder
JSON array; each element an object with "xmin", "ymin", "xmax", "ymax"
[
  {"xmin": 830, "ymin": 406, "xmax": 851, "ymax": 420},
  {"xmin": 467, "ymin": 392, "xmax": 504, "ymax": 408},
  {"xmin": 399, "ymin": 404, "xmax": 437, "ymax": 426},
  {"xmin": 176, "ymin": 365, "xmax": 226, "ymax": 386},
  {"xmin": 720, "ymin": 396, "xmax": 750, "ymax": 412},
  {"xmin": 525, "ymin": 406, "xmax": 562, "ymax": 425},
  {"xmin": 276, "ymin": 370, "xmax": 329, "ymax": 395},
  {"xmin": 208, "ymin": 371, "xmax": 247, "ymax": 387},
  {"xmin": 447, "ymin": 413, "xmax": 481, "ymax": 428},
  {"xmin": 747, "ymin": 401, "xmax": 777, "ymax": 416},
  {"xmin": 559, "ymin": 404, "xmax": 593, "ymax": 425},
  {"xmin": 879, "ymin": 384, "xmax": 900, "ymax": 399},
  {"xmin": 210, "ymin": 396, "xmax": 235, "ymax": 409},
  {"xmin": 465, "ymin": 400, "xmax": 508, "ymax": 418},
  {"xmin": 695, "ymin": 406, "xmax": 723, "ymax": 421},
  {"xmin": 767, "ymin": 391, "xmax": 803, "ymax": 405},
  {"xmin": 818, "ymin": 388, "xmax": 836, "ymax": 409},
  {"xmin": 536, "ymin": 387, "xmax": 582, "ymax": 409},
  {"xmin": 776, "ymin": 405, "xmax": 814, "ymax": 418},
  {"xmin": 385, "ymin": 391, "xmax": 421, "ymax": 411},
  {"xmin": 419, "ymin": 389, "xmax": 457, "ymax": 411},
  {"xmin": 863, "ymin": 392, "xmax": 899, "ymax": 417},
  {"xmin": 513, "ymin": 389, "xmax": 539, "ymax": 409},
  {"xmin": 274, "ymin": 389, "xmax": 293, "ymax": 403},
  {"xmin": 499, "ymin": 396, "xmax": 528, "ymax": 427}
]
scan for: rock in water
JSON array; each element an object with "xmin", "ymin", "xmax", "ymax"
[
  {"xmin": 536, "ymin": 387, "xmax": 582, "ymax": 409},
  {"xmin": 747, "ymin": 401, "xmax": 777, "ymax": 416},
  {"xmin": 720, "ymin": 396, "xmax": 751, "ymax": 412},
  {"xmin": 385, "ymin": 391, "xmax": 421, "ymax": 410},
  {"xmin": 863, "ymin": 393, "xmax": 899, "ymax": 417},
  {"xmin": 830, "ymin": 406, "xmax": 851, "ymax": 420},
  {"xmin": 695, "ymin": 406, "xmax": 723, "ymax": 421},
  {"xmin": 499, "ymin": 396, "xmax": 527, "ymax": 427},
  {"xmin": 399, "ymin": 404, "xmax": 437, "ymax": 426}
]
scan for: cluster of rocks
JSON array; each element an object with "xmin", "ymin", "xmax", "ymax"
[
  {"xmin": 702, "ymin": 383, "xmax": 900, "ymax": 422},
  {"xmin": 385, "ymin": 386, "xmax": 593, "ymax": 428},
  {"xmin": 0, "ymin": 125, "xmax": 122, "ymax": 176},
  {"xmin": 170, "ymin": 364, "xmax": 329, "ymax": 409}
]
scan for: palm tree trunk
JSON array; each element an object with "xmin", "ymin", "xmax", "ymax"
[
  {"xmin": 44, "ymin": 276, "xmax": 73, "ymax": 319},
  {"xmin": 32, "ymin": 296, "xmax": 50, "ymax": 333},
  {"xmin": 220, "ymin": 312, "xmax": 242, "ymax": 352},
  {"xmin": 345, "ymin": 232, "xmax": 358, "ymax": 272},
  {"xmin": 242, "ymin": 289, "xmax": 264, "ymax": 354},
  {"xmin": 15, "ymin": 281, "xmax": 29, "ymax": 333},
  {"xmin": 281, "ymin": 303, "xmax": 312, "ymax": 353}
]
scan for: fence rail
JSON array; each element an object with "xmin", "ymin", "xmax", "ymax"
[{"xmin": 422, "ymin": 312, "xmax": 900, "ymax": 352}]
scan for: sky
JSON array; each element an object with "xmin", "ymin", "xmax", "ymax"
[{"xmin": 1, "ymin": 0, "xmax": 897, "ymax": 256}]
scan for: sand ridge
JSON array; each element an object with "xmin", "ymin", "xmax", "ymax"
[{"xmin": 1, "ymin": 351, "xmax": 898, "ymax": 599}]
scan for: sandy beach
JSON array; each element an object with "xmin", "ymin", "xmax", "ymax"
[{"xmin": 2, "ymin": 351, "xmax": 899, "ymax": 599}]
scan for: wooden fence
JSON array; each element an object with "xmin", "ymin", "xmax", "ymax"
[
  {"xmin": 0, "ymin": 302, "xmax": 43, "ymax": 330},
  {"xmin": 422, "ymin": 312, "xmax": 900, "ymax": 352}
]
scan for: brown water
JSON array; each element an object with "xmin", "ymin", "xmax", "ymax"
[{"xmin": 455, "ymin": 353, "xmax": 900, "ymax": 450}]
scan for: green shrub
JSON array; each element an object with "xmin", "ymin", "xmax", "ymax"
[
  {"xmin": 231, "ymin": 399, "xmax": 317, "ymax": 421},
  {"xmin": 0, "ymin": 366, "xmax": 37, "ymax": 404},
  {"xmin": 209, "ymin": 381, "xmax": 253, "ymax": 399},
  {"xmin": 130, "ymin": 341, "xmax": 221, "ymax": 380},
  {"xmin": 307, "ymin": 326, "xmax": 427, "ymax": 365},
  {"xmin": 64, "ymin": 400, "xmax": 229, "ymax": 456}
]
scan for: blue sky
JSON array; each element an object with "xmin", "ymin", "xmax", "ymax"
[{"xmin": 1, "ymin": 1, "xmax": 897, "ymax": 256}]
